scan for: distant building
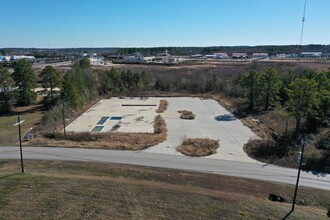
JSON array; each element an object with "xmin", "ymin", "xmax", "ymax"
[
  {"xmin": 89, "ymin": 57, "xmax": 105, "ymax": 65},
  {"xmin": 300, "ymin": 52, "xmax": 322, "ymax": 58},
  {"xmin": 285, "ymin": 54, "xmax": 298, "ymax": 58},
  {"xmin": 9, "ymin": 55, "xmax": 35, "ymax": 61},
  {"xmin": 232, "ymin": 52, "xmax": 248, "ymax": 59},
  {"xmin": 124, "ymin": 52, "xmax": 145, "ymax": 63},
  {"xmin": 252, "ymin": 53, "xmax": 269, "ymax": 59},
  {"xmin": 204, "ymin": 52, "xmax": 229, "ymax": 59},
  {"xmin": 156, "ymin": 50, "xmax": 177, "ymax": 63},
  {"xmin": 190, "ymin": 54, "xmax": 204, "ymax": 58},
  {"xmin": 322, "ymin": 53, "xmax": 330, "ymax": 58},
  {"xmin": 205, "ymin": 54, "xmax": 216, "ymax": 59},
  {"xmin": 275, "ymin": 54, "xmax": 286, "ymax": 58},
  {"xmin": 108, "ymin": 55, "xmax": 125, "ymax": 60},
  {"xmin": 143, "ymin": 56, "xmax": 155, "ymax": 62},
  {"xmin": 122, "ymin": 52, "xmax": 153, "ymax": 63},
  {"xmin": 214, "ymin": 52, "xmax": 229, "ymax": 59}
]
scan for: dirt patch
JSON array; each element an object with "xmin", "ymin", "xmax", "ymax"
[
  {"xmin": 241, "ymin": 116, "xmax": 270, "ymax": 139},
  {"xmin": 177, "ymin": 138, "xmax": 219, "ymax": 156},
  {"xmin": 178, "ymin": 110, "xmax": 195, "ymax": 120}
]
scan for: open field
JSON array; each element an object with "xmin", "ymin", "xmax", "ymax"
[
  {"xmin": 103, "ymin": 60, "xmax": 330, "ymax": 79},
  {"xmin": 31, "ymin": 60, "xmax": 330, "ymax": 80},
  {"xmin": 0, "ymin": 104, "xmax": 43, "ymax": 146},
  {"xmin": 0, "ymin": 160, "xmax": 329, "ymax": 219}
]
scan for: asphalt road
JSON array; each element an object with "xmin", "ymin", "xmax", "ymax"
[{"xmin": 1, "ymin": 146, "xmax": 329, "ymax": 190}]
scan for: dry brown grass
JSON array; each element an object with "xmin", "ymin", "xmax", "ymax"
[
  {"xmin": 258, "ymin": 110, "xmax": 296, "ymax": 136},
  {"xmin": 154, "ymin": 115, "xmax": 167, "ymax": 134},
  {"xmin": 30, "ymin": 115, "xmax": 167, "ymax": 150},
  {"xmin": 178, "ymin": 110, "xmax": 195, "ymax": 120},
  {"xmin": 177, "ymin": 138, "xmax": 219, "ymax": 157},
  {"xmin": 156, "ymin": 99, "xmax": 168, "ymax": 113}
]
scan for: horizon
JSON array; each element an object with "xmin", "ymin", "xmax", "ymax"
[
  {"xmin": 2, "ymin": 0, "xmax": 330, "ymax": 48},
  {"xmin": 2, "ymin": 44, "xmax": 330, "ymax": 50}
]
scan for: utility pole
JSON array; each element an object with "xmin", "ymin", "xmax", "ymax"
[
  {"xmin": 13, "ymin": 116, "xmax": 25, "ymax": 173},
  {"xmin": 300, "ymin": 0, "xmax": 307, "ymax": 46},
  {"xmin": 283, "ymin": 135, "xmax": 307, "ymax": 220}
]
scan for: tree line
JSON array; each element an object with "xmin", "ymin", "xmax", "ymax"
[
  {"xmin": 237, "ymin": 68, "xmax": 330, "ymax": 134},
  {"xmin": 117, "ymin": 45, "xmax": 330, "ymax": 56}
]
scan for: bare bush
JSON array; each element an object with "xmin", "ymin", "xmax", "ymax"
[
  {"xmin": 156, "ymin": 99, "xmax": 168, "ymax": 113},
  {"xmin": 177, "ymin": 138, "xmax": 219, "ymax": 156},
  {"xmin": 154, "ymin": 115, "xmax": 167, "ymax": 134},
  {"xmin": 178, "ymin": 110, "xmax": 195, "ymax": 120}
]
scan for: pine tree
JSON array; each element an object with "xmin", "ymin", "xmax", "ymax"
[
  {"xmin": 0, "ymin": 67, "xmax": 14, "ymax": 113},
  {"xmin": 287, "ymin": 77, "xmax": 320, "ymax": 134},
  {"xmin": 12, "ymin": 59, "xmax": 37, "ymax": 106},
  {"xmin": 263, "ymin": 68, "xmax": 282, "ymax": 110},
  {"xmin": 40, "ymin": 65, "xmax": 62, "ymax": 103},
  {"xmin": 238, "ymin": 70, "xmax": 264, "ymax": 112}
]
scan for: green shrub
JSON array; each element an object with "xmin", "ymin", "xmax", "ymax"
[
  {"xmin": 44, "ymin": 132, "xmax": 63, "ymax": 139},
  {"xmin": 244, "ymin": 138, "xmax": 285, "ymax": 160},
  {"xmin": 42, "ymin": 105, "xmax": 62, "ymax": 125},
  {"xmin": 316, "ymin": 134, "xmax": 330, "ymax": 150}
]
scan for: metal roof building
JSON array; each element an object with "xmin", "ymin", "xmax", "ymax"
[
  {"xmin": 300, "ymin": 52, "xmax": 322, "ymax": 58},
  {"xmin": 252, "ymin": 53, "xmax": 269, "ymax": 59},
  {"xmin": 232, "ymin": 52, "xmax": 248, "ymax": 59},
  {"xmin": 214, "ymin": 52, "xmax": 229, "ymax": 59}
]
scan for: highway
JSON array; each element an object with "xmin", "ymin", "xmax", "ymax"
[{"xmin": 0, "ymin": 146, "xmax": 329, "ymax": 190}]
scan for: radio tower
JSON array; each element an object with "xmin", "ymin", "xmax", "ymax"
[{"xmin": 300, "ymin": 0, "xmax": 307, "ymax": 45}]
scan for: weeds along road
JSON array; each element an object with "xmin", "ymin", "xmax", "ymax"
[{"xmin": 1, "ymin": 146, "xmax": 329, "ymax": 191}]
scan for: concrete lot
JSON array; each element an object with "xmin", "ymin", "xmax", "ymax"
[
  {"xmin": 66, "ymin": 97, "xmax": 159, "ymax": 133},
  {"xmin": 66, "ymin": 97, "xmax": 258, "ymax": 163},
  {"xmin": 143, "ymin": 97, "xmax": 259, "ymax": 163}
]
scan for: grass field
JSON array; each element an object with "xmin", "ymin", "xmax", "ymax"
[
  {"xmin": 0, "ymin": 105, "xmax": 43, "ymax": 146},
  {"xmin": 0, "ymin": 160, "xmax": 329, "ymax": 219}
]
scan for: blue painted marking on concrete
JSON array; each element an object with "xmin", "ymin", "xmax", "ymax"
[
  {"xmin": 97, "ymin": 117, "xmax": 110, "ymax": 125},
  {"xmin": 92, "ymin": 126, "xmax": 104, "ymax": 132},
  {"xmin": 110, "ymin": 116, "xmax": 122, "ymax": 120}
]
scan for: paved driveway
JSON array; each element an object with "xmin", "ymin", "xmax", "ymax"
[{"xmin": 144, "ymin": 97, "xmax": 260, "ymax": 163}]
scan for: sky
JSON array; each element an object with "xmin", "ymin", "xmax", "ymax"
[{"xmin": 1, "ymin": 0, "xmax": 330, "ymax": 48}]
